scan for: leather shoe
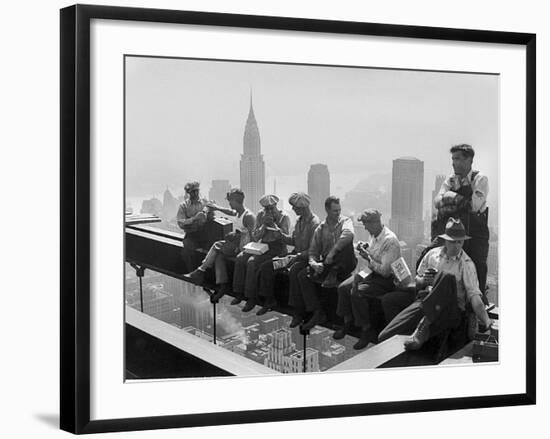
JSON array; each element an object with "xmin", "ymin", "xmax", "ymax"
[
  {"xmin": 289, "ymin": 314, "xmax": 304, "ymax": 328},
  {"xmin": 230, "ymin": 295, "xmax": 244, "ymax": 305},
  {"xmin": 333, "ymin": 320, "xmax": 353, "ymax": 340},
  {"xmin": 256, "ymin": 301, "xmax": 276, "ymax": 316},
  {"xmin": 302, "ymin": 310, "xmax": 327, "ymax": 331},
  {"xmin": 183, "ymin": 268, "xmax": 205, "ymax": 285},
  {"xmin": 404, "ymin": 316, "xmax": 431, "ymax": 351},
  {"xmin": 353, "ymin": 328, "xmax": 376, "ymax": 350},
  {"xmin": 241, "ymin": 300, "xmax": 256, "ymax": 313}
]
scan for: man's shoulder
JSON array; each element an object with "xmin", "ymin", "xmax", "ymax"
[
  {"xmin": 460, "ymin": 249, "xmax": 475, "ymax": 264},
  {"xmin": 426, "ymin": 246, "xmax": 444, "ymax": 258},
  {"xmin": 471, "ymin": 170, "xmax": 488, "ymax": 183},
  {"xmin": 382, "ymin": 226, "xmax": 399, "ymax": 241},
  {"xmin": 311, "ymin": 214, "xmax": 321, "ymax": 226}
]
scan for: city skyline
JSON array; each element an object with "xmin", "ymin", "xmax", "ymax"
[{"xmin": 125, "ymin": 56, "xmax": 499, "ymax": 220}]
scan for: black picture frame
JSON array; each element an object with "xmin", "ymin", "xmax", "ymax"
[{"xmin": 60, "ymin": 4, "xmax": 536, "ymax": 434}]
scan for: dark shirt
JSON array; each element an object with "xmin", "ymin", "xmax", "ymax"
[{"xmin": 282, "ymin": 212, "xmax": 320, "ymax": 255}]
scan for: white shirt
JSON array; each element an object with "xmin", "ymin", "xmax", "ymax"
[
  {"xmin": 435, "ymin": 169, "xmax": 489, "ymax": 213},
  {"xmin": 418, "ymin": 246, "xmax": 482, "ymax": 310},
  {"xmin": 366, "ymin": 225, "xmax": 401, "ymax": 278}
]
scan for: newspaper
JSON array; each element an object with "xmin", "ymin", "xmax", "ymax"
[
  {"xmin": 272, "ymin": 254, "xmax": 297, "ymax": 270},
  {"xmin": 391, "ymin": 257, "xmax": 412, "ymax": 283},
  {"xmin": 243, "ymin": 242, "xmax": 269, "ymax": 255}
]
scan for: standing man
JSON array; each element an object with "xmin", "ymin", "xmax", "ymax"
[
  {"xmin": 296, "ymin": 196, "xmax": 357, "ymax": 331},
  {"xmin": 231, "ymin": 194, "xmax": 291, "ymax": 312},
  {"xmin": 255, "ymin": 192, "xmax": 321, "ymax": 317},
  {"xmin": 334, "ymin": 209, "xmax": 401, "ymax": 350},
  {"xmin": 433, "ymin": 144, "xmax": 490, "ymax": 295},
  {"xmin": 378, "ymin": 218, "xmax": 492, "ymax": 354},
  {"xmin": 184, "ymin": 188, "xmax": 255, "ymax": 301},
  {"xmin": 177, "ymin": 181, "xmax": 209, "ymax": 273}
]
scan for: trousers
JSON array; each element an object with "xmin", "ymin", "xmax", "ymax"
[
  {"xmin": 232, "ymin": 242, "xmax": 286, "ymax": 299},
  {"xmin": 336, "ymin": 271, "xmax": 395, "ymax": 329},
  {"xmin": 293, "ymin": 246, "xmax": 357, "ymax": 313},
  {"xmin": 378, "ymin": 272, "xmax": 464, "ymax": 343},
  {"xmin": 182, "ymin": 232, "xmax": 206, "ymax": 273}
]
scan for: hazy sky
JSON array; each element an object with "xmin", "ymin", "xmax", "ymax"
[{"xmin": 125, "ymin": 56, "xmax": 499, "ymax": 216}]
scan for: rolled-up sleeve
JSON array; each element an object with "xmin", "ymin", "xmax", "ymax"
[
  {"xmin": 434, "ymin": 177, "xmax": 451, "ymax": 209},
  {"xmin": 334, "ymin": 217, "xmax": 354, "ymax": 252},
  {"xmin": 471, "ymin": 175, "xmax": 489, "ymax": 213},
  {"xmin": 463, "ymin": 259, "xmax": 482, "ymax": 302},
  {"xmin": 371, "ymin": 238, "xmax": 402, "ymax": 277},
  {"xmin": 308, "ymin": 227, "xmax": 322, "ymax": 264}
]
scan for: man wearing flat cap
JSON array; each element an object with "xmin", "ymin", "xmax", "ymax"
[
  {"xmin": 255, "ymin": 192, "xmax": 321, "ymax": 317},
  {"xmin": 334, "ymin": 209, "xmax": 401, "ymax": 350},
  {"xmin": 378, "ymin": 218, "xmax": 492, "ymax": 355},
  {"xmin": 433, "ymin": 144, "xmax": 490, "ymax": 297},
  {"xmin": 177, "ymin": 181, "xmax": 209, "ymax": 272},
  {"xmin": 183, "ymin": 188, "xmax": 255, "ymax": 301},
  {"xmin": 231, "ymin": 194, "xmax": 291, "ymax": 312}
]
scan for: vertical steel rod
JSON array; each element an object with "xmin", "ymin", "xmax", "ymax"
[
  {"xmin": 303, "ymin": 332, "xmax": 307, "ymax": 373},
  {"xmin": 139, "ymin": 275, "xmax": 143, "ymax": 313},
  {"xmin": 212, "ymin": 300, "xmax": 217, "ymax": 345}
]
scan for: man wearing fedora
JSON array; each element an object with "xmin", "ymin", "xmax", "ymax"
[
  {"xmin": 231, "ymin": 194, "xmax": 290, "ymax": 312},
  {"xmin": 177, "ymin": 181, "xmax": 209, "ymax": 273},
  {"xmin": 334, "ymin": 209, "xmax": 401, "ymax": 350},
  {"xmin": 432, "ymin": 144, "xmax": 490, "ymax": 296},
  {"xmin": 378, "ymin": 218, "xmax": 492, "ymax": 353}
]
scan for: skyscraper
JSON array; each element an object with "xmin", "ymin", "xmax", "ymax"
[
  {"xmin": 264, "ymin": 328, "xmax": 295, "ymax": 372},
  {"xmin": 240, "ymin": 93, "xmax": 265, "ymax": 211},
  {"xmin": 431, "ymin": 174, "xmax": 446, "ymax": 216},
  {"xmin": 208, "ymin": 179, "xmax": 231, "ymax": 207},
  {"xmin": 308, "ymin": 164, "xmax": 330, "ymax": 217},
  {"xmin": 390, "ymin": 157, "xmax": 424, "ymax": 246}
]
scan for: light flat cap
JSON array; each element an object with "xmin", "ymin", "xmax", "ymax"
[
  {"xmin": 359, "ymin": 208, "xmax": 382, "ymax": 222},
  {"xmin": 259, "ymin": 194, "xmax": 279, "ymax": 207},
  {"xmin": 288, "ymin": 192, "xmax": 311, "ymax": 207}
]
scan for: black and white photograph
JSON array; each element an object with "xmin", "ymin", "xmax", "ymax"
[
  {"xmin": 51, "ymin": 2, "xmax": 538, "ymax": 435},
  {"xmin": 124, "ymin": 56, "xmax": 500, "ymax": 378}
]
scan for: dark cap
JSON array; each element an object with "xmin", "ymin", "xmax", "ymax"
[
  {"xmin": 439, "ymin": 217, "xmax": 471, "ymax": 241},
  {"xmin": 184, "ymin": 181, "xmax": 200, "ymax": 193}
]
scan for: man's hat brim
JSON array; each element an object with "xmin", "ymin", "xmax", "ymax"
[{"xmin": 438, "ymin": 233, "xmax": 471, "ymax": 241}]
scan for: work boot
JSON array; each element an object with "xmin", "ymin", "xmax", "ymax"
[
  {"xmin": 241, "ymin": 299, "xmax": 257, "ymax": 313},
  {"xmin": 353, "ymin": 327, "xmax": 376, "ymax": 350},
  {"xmin": 211, "ymin": 284, "xmax": 230, "ymax": 302},
  {"xmin": 230, "ymin": 295, "xmax": 244, "ymax": 305},
  {"xmin": 404, "ymin": 316, "xmax": 431, "ymax": 350},
  {"xmin": 289, "ymin": 314, "xmax": 305, "ymax": 328},
  {"xmin": 256, "ymin": 300, "xmax": 276, "ymax": 316},
  {"xmin": 302, "ymin": 309, "xmax": 327, "ymax": 331},
  {"xmin": 333, "ymin": 319, "xmax": 353, "ymax": 340},
  {"xmin": 183, "ymin": 268, "xmax": 205, "ymax": 285},
  {"xmin": 321, "ymin": 267, "xmax": 339, "ymax": 288}
]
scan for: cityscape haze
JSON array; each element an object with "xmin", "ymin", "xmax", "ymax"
[{"xmin": 125, "ymin": 55, "xmax": 500, "ymax": 375}]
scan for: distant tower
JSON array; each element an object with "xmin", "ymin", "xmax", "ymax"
[
  {"xmin": 240, "ymin": 92, "xmax": 265, "ymax": 212},
  {"xmin": 264, "ymin": 328, "xmax": 295, "ymax": 373},
  {"xmin": 308, "ymin": 164, "xmax": 330, "ymax": 217},
  {"xmin": 209, "ymin": 179, "xmax": 232, "ymax": 207},
  {"xmin": 390, "ymin": 157, "xmax": 424, "ymax": 247},
  {"xmin": 431, "ymin": 174, "xmax": 446, "ymax": 216}
]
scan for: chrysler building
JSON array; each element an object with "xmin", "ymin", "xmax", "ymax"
[{"xmin": 240, "ymin": 93, "xmax": 265, "ymax": 211}]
